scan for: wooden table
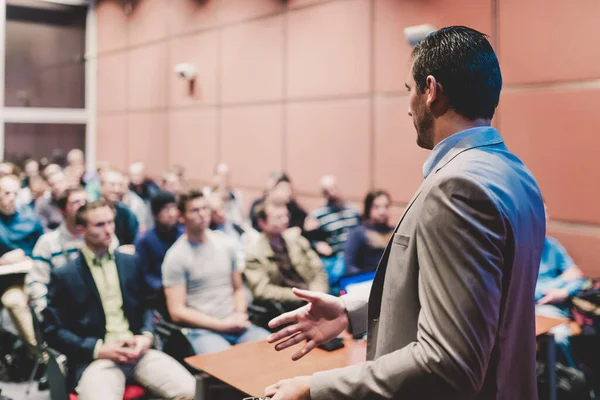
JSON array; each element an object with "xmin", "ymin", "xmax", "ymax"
[
  {"xmin": 186, "ymin": 314, "xmax": 569, "ymax": 399},
  {"xmin": 186, "ymin": 336, "xmax": 366, "ymax": 398},
  {"xmin": 536, "ymin": 314, "xmax": 569, "ymax": 336}
]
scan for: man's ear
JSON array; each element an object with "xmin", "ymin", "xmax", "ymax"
[
  {"xmin": 425, "ymin": 75, "xmax": 449, "ymax": 115},
  {"xmin": 424, "ymin": 75, "xmax": 438, "ymax": 107},
  {"xmin": 258, "ymin": 219, "xmax": 266, "ymax": 232}
]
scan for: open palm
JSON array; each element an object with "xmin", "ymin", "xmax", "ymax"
[{"xmin": 267, "ymin": 288, "xmax": 349, "ymax": 361}]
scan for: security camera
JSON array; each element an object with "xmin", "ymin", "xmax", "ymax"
[
  {"xmin": 404, "ymin": 24, "xmax": 436, "ymax": 47},
  {"xmin": 174, "ymin": 63, "xmax": 197, "ymax": 80}
]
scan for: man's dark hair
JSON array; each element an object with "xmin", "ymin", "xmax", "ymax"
[
  {"xmin": 411, "ymin": 26, "xmax": 502, "ymax": 120},
  {"xmin": 255, "ymin": 200, "xmax": 287, "ymax": 223},
  {"xmin": 57, "ymin": 186, "xmax": 87, "ymax": 211},
  {"xmin": 178, "ymin": 189, "xmax": 204, "ymax": 214},
  {"xmin": 363, "ymin": 189, "xmax": 391, "ymax": 221},
  {"xmin": 75, "ymin": 199, "xmax": 112, "ymax": 226}
]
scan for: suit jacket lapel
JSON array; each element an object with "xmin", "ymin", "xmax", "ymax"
[
  {"xmin": 114, "ymin": 252, "xmax": 131, "ymax": 318},
  {"xmin": 368, "ymin": 177, "xmax": 428, "ymax": 317},
  {"xmin": 77, "ymin": 253, "xmax": 104, "ymax": 316}
]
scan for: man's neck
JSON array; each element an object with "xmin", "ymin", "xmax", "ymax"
[
  {"xmin": 265, "ymin": 231, "xmax": 283, "ymax": 241},
  {"xmin": 65, "ymin": 219, "xmax": 79, "ymax": 236},
  {"xmin": 186, "ymin": 228, "xmax": 206, "ymax": 244},
  {"xmin": 85, "ymin": 242, "xmax": 109, "ymax": 258},
  {"xmin": 432, "ymin": 115, "xmax": 491, "ymax": 148}
]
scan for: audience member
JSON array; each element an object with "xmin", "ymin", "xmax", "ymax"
[
  {"xmin": 161, "ymin": 170, "xmax": 182, "ymax": 199},
  {"xmin": 22, "ymin": 159, "xmax": 40, "ymax": 188},
  {"xmin": 344, "ymin": 190, "xmax": 394, "ymax": 275},
  {"xmin": 17, "ymin": 174, "xmax": 47, "ymax": 209},
  {"xmin": 128, "ymin": 161, "xmax": 159, "ymax": 202},
  {"xmin": 245, "ymin": 201, "xmax": 328, "ymax": 312},
  {"xmin": 66, "ymin": 149, "xmax": 101, "ymax": 201},
  {"xmin": 42, "ymin": 200, "xmax": 195, "ymax": 399},
  {"xmin": 305, "ymin": 175, "xmax": 360, "ymax": 285},
  {"xmin": 122, "ymin": 175, "xmax": 153, "ymax": 232},
  {"xmin": 134, "ymin": 191, "xmax": 183, "ymax": 315},
  {"xmin": 163, "ymin": 189, "xmax": 269, "ymax": 354},
  {"xmin": 100, "ymin": 170, "xmax": 139, "ymax": 245},
  {"xmin": 209, "ymin": 163, "xmax": 245, "ymax": 226},
  {"xmin": 43, "ymin": 163, "xmax": 61, "ymax": 180},
  {"xmin": 0, "ymin": 174, "xmax": 44, "ymax": 354},
  {"xmin": 26, "ymin": 187, "xmax": 89, "ymax": 315},
  {"xmin": 35, "ymin": 169, "xmax": 68, "ymax": 231},
  {"xmin": 209, "ymin": 195, "xmax": 247, "ymax": 269},
  {"xmin": 535, "ymin": 204, "xmax": 586, "ymax": 366},
  {"xmin": 250, "ymin": 171, "xmax": 307, "ymax": 233}
]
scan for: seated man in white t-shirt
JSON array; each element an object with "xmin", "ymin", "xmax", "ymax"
[{"xmin": 162, "ymin": 189, "xmax": 269, "ymax": 354}]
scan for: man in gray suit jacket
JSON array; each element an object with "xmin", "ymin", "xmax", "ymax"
[{"xmin": 265, "ymin": 26, "xmax": 545, "ymax": 400}]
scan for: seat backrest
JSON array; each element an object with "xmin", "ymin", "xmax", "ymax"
[{"xmin": 46, "ymin": 348, "xmax": 69, "ymax": 400}]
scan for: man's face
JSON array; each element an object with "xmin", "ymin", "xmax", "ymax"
[
  {"xmin": 210, "ymin": 197, "xmax": 226, "ymax": 226},
  {"xmin": 0, "ymin": 178, "xmax": 19, "ymax": 215},
  {"xmin": 64, "ymin": 191, "xmax": 88, "ymax": 222},
  {"xmin": 163, "ymin": 175, "xmax": 181, "ymax": 197},
  {"xmin": 406, "ymin": 65, "xmax": 435, "ymax": 150},
  {"xmin": 269, "ymin": 181, "xmax": 292, "ymax": 204},
  {"xmin": 369, "ymin": 195, "xmax": 390, "ymax": 225},
  {"xmin": 156, "ymin": 203, "xmax": 179, "ymax": 228},
  {"xmin": 101, "ymin": 172, "xmax": 124, "ymax": 204},
  {"xmin": 129, "ymin": 168, "xmax": 144, "ymax": 186},
  {"xmin": 25, "ymin": 161, "xmax": 39, "ymax": 177},
  {"xmin": 183, "ymin": 197, "xmax": 211, "ymax": 232},
  {"xmin": 48, "ymin": 172, "xmax": 68, "ymax": 198},
  {"xmin": 82, "ymin": 206, "xmax": 115, "ymax": 249},
  {"xmin": 261, "ymin": 204, "xmax": 290, "ymax": 235}
]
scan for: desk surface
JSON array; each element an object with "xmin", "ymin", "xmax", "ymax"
[
  {"xmin": 186, "ymin": 314, "xmax": 570, "ymax": 397},
  {"xmin": 535, "ymin": 314, "xmax": 569, "ymax": 336},
  {"xmin": 186, "ymin": 337, "xmax": 366, "ymax": 397}
]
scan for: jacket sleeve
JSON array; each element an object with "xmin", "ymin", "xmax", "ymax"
[
  {"xmin": 311, "ymin": 177, "xmax": 507, "ymax": 399},
  {"xmin": 26, "ymin": 237, "xmax": 52, "ymax": 314},
  {"xmin": 42, "ymin": 270, "xmax": 100, "ymax": 362}
]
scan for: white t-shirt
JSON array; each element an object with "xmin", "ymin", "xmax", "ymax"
[{"xmin": 162, "ymin": 230, "xmax": 237, "ymax": 320}]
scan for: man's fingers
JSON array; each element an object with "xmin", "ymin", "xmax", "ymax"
[
  {"xmin": 292, "ymin": 288, "xmax": 323, "ymax": 303},
  {"xmin": 275, "ymin": 332, "xmax": 307, "ymax": 352},
  {"xmin": 268, "ymin": 323, "xmax": 302, "ymax": 344},
  {"xmin": 269, "ymin": 308, "xmax": 304, "ymax": 330},
  {"xmin": 264, "ymin": 383, "xmax": 279, "ymax": 397},
  {"xmin": 291, "ymin": 340, "xmax": 317, "ymax": 361}
]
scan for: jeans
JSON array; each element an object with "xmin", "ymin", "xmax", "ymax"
[
  {"xmin": 536, "ymin": 304, "xmax": 576, "ymax": 367},
  {"xmin": 185, "ymin": 324, "xmax": 270, "ymax": 355}
]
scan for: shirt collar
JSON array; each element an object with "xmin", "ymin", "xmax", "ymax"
[
  {"xmin": 81, "ymin": 244, "xmax": 114, "ymax": 267},
  {"xmin": 422, "ymin": 126, "xmax": 492, "ymax": 179}
]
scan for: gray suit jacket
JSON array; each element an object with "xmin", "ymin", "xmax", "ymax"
[{"xmin": 311, "ymin": 128, "xmax": 545, "ymax": 399}]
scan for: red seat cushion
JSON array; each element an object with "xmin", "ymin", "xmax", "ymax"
[{"xmin": 70, "ymin": 385, "xmax": 145, "ymax": 400}]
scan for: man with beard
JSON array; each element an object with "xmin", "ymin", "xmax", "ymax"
[{"xmin": 265, "ymin": 26, "xmax": 545, "ymax": 400}]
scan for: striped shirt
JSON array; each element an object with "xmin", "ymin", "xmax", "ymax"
[
  {"xmin": 26, "ymin": 223, "xmax": 82, "ymax": 314},
  {"xmin": 310, "ymin": 203, "xmax": 360, "ymax": 255}
]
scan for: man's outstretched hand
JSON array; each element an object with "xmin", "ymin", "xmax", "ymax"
[{"xmin": 267, "ymin": 288, "xmax": 349, "ymax": 361}]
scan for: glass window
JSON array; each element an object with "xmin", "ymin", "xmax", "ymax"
[
  {"xmin": 4, "ymin": 123, "xmax": 86, "ymax": 165},
  {"xmin": 4, "ymin": 1, "xmax": 86, "ymax": 108}
]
